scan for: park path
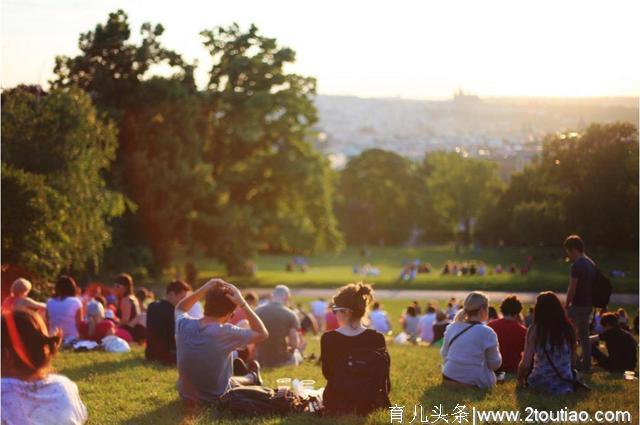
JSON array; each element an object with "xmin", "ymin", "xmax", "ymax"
[{"xmin": 246, "ymin": 287, "xmax": 638, "ymax": 305}]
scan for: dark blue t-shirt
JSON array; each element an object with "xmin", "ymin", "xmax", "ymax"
[{"xmin": 570, "ymin": 256, "xmax": 595, "ymax": 307}]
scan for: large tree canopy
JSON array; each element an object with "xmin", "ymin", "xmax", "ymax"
[
  {"xmin": 337, "ymin": 149, "xmax": 421, "ymax": 245},
  {"xmin": 1, "ymin": 86, "xmax": 125, "ymax": 282}
]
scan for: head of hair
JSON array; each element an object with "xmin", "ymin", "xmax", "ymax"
[
  {"xmin": 600, "ymin": 312, "xmax": 619, "ymax": 328},
  {"xmin": 86, "ymin": 301, "xmax": 105, "ymax": 336},
  {"xmin": 500, "ymin": 295, "xmax": 523, "ymax": 317},
  {"xmin": 406, "ymin": 306, "xmax": 416, "ymax": 317},
  {"xmin": 272, "ymin": 285, "xmax": 291, "ymax": 302},
  {"xmin": 135, "ymin": 287, "xmax": 150, "ymax": 305},
  {"xmin": 1, "ymin": 310, "xmax": 61, "ymax": 379},
  {"xmin": 454, "ymin": 291, "xmax": 489, "ymax": 323},
  {"xmin": 11, "ymin": 278, "xmax": 32, "ymax": 296},
  {"xmin": 53, "ymin": 275, "xmax": 77, "ymax": 299},
  {"xmin": 436, "ymin": 310, "xmax": 447, "ymax": 322},
  {"xmin": 426, "ymin": 304, "xmax": 436, "ymax": 314},
  {"xmin": 204, "ymin": 287, "xmax": 236, "ymax": 318},
  {"xmin": 332, "ymin": 282, "xmax": 374, "ymax": 321},
  {"xmin": 488, "ymin": 306, "xmax": 498, "ymax": 320},
  {"xmin": 617, "ymin": 308, "xmax": 628, "ymax": 318},
  {"xmin": 114, "ymin": 273, "xmax": 134, "ymax": 296},
  {"xmin": 372, "ymin": 301, "xmax": 380, "ymax": 310},
  {"xmin": 166, "ymin": 280, "xmax": 191, "ymax": 295},
  {"xmin": 244, "ymin": 291, "xmax": 258, "ymax": 303},
  {"xmin": 94, "ymin": 295, "xmax": 107, "ymax": 307},
  {"xmin": 563, "ymin": 235, "xmax": 584, "ymax": 253},
  {"xmin": 533, "ymin": 291, "xmax": 575, "ymax": 353}
]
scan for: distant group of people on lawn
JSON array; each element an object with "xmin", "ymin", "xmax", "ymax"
[{"xmin": 1, "ymin": 234, "xmax": 638, "ymax": 424}]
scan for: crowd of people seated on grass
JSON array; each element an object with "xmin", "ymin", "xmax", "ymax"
[{"xmin": 1, "ymin": 235, "xmax": 638, "ymax": 423}]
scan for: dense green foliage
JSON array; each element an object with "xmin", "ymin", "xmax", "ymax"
[
  {"xmin": 1, "ymin": 87, "xmax": 125, "ymax": 282},
  {"xmin": 476, "ymin": 123, "xmax": 639, "ymax": 249}
]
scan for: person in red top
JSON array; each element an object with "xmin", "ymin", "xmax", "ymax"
[
  {"xmin": 488, "ymin": 295, "xmax": 527, "ymax": 373},
  {"xmin": 77, "ymin": 301, "xmax": 115, "ymax": 343},
  {"xmin": 324, "ymin": 309, "xmax": 339, "ymax": 332}
]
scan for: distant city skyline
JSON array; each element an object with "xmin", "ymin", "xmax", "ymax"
[{"xmin": 2, "ymin": 0, "xmax": 639, "ymax": 99}]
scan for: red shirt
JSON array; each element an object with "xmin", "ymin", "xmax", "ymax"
[
  {"xmin": 77, "ymin": 320, "xmax": 115, "ymax": 343},
  {"xmin": 488, "ymin": 318, "xmax": 527, "ymax": 372},
  {"xmin": 325, "ymin": 311, "xmax": 339, "ymax": 331}
]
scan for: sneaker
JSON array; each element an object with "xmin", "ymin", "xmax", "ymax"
[{"xmin": 248, "ymin": 360, "xmax": 263, "ymax": 386}]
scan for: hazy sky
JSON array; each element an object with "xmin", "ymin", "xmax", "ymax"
[{"xmin": 2, "ymin": 0, "xmax": 639, "ymax": 99}]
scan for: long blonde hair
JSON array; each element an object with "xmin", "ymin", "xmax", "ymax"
[{"xmin": 454, "ymin": 291, "xmax": 489, "ymax": 323}]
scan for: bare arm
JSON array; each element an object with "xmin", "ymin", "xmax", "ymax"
[
  {"xmin": 175, "ymin": 279, "xmax": 222, "ymax": 313},
  {"xmin": 518, "ymin": 326, "xmax": 536, "ymax": 385},
  {"xmin": 565, "ymin": 277, "xmax": 578, "ymax": 308},
  {"xmin": 288, "ymin": 327, "xmax": 300, "ymax": 351},
  {"xmin": 22, "ymin": 297, "xmax": 47, "ymax": 311},
  {"xmin": 75, "ymin": 307, "xmax": 83, "ymax": 331},
  {"xmin": 120, "ymin": 298, "xmax": 132, "ymax": 325}
]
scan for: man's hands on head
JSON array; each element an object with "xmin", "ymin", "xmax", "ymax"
[{"xmin": 204, "ymin": 278, "xmax": 245, "ymax": 307}]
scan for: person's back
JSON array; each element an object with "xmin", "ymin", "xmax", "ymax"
[
  {"xmin": 488, "ymin": 318, "xmax": 526, "ymax": 372},
  {"xmin": 47, "ymin": 297, "xmax": 82, "ymax": 341},
  {"xmin": 369, "ymin": 308, "xmax": 390, "ymax": 334},
  {"xmin": 441, "ymin": 321, "xmax": 501, "ymax": 388},
  {"xmin": 571, "ymin": 255, "xmax": 596, "ymax": 307},
  {"xmin": 404, "ymin": 314, "xmax": 420, "ymax": 338},
  {"xmin": 488, "ymin": 296, "xmax": 527, "ymax": 373},
  {"xmin": 2, "ymin": 374, "xmax": 87, "ymax": 425},
  {"xmin": 255, "ymin": 301, "xmax": 300, "ymax": 367},
  {"xmin": 418, "ymin": 311, "xmax": 436, "ymax": 342},
  {"xmin": 320, "ymin": 282, "xmax": 390, "ymax": 416},
  {"xmin": 526, "ymin": 326, "xmax": 574, "ymax": 395},
  {"xmin": 600, "ymin": 326, "xmax": 637, "ymax": 371},
  {"xmin": 146, "ymin": 299, "xmax": 177, "ymax": 364}
]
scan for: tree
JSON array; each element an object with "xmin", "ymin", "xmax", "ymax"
[
  {"xmin": 337, "ymin": 149, "xmax": 420, "ymax": 245},
  {"xmin": 1, "ymin": 86, "xmax": 125, "ymax": 283},
  {"xmin": 197, "ymin": 24, "xmax": 343, "ymax": 274},
  {"xmin": 420, "ymin": 151, "xmax": 502, "ymax": 245}
]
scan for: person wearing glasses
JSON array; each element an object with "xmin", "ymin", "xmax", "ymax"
[{"xmin": 320, "ymin": 282, "xmax": 391, "ymax": 415}]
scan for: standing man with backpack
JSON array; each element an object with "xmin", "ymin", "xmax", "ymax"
[{"xmin": 563, "ymin": 235, "xmax": 596, "ymax": 372}]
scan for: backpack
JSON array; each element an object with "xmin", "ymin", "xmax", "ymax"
[
  {"xmin": 218, "ymin": 386, "xmax": 314, "ymax": 417},
  {"xmin": 592, "ymin": 267, "xmax": 612, "ymax": 308},
  {"xmin": 323, "ymin": 346, "xmax": 391, "ymax": 416}
]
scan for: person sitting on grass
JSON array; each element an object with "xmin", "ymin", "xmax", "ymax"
[
  {"xmin": 77, "ymin": 301, "xmax": 115, "ymax": 343},
  {"xmin": 2, "ymin": 278, "xmax": 46, "ymax": 313},
  {"xmin": 46, "ymin": 276, "xmax": 84, "ymax": 344},
  {"xmin": 112, "ymin": 273, "xmax": 142, "ymax": 341},
  {"xmin": 431, "ymin": 310, "xmax": 450, "ymax": 346},
  {"xmin": 145, "ymin": 280, "xmax": 191, "ymax": 365},
  {"xmin": 441, "ymin": 292, "xmax": 502, "ymax": 388},
  {"xmin": 590, "ymin": 312, "xmax": 637, "ymax": 372},
  {"xmin": 417, "ymin": 304, "xmax": 437, "ymax": 343},
  {"xmin": 369, "ymin": 302, "xmax": 391, "ymax": 335},
  {"xmin": 401, "ymin": 305, "xmax": 420, "ymax": 342},
  {"xmin": 488, "ymin": 296, "xmax": 527, "ymax": 373},
  {"xmin": 1, "ymin": 309, "xmax": 87, "ymax": 425},
  {"xmin": 255, "ymin": 285, "xmax": 302, "ymax": 367},
  {"xmin": 175, "ymin": 279, "xmax": 268, "ymax": 405},
  {"xmin": 517, "ymin": 292, "xmax": 576, "ymax": 395},
  {"xmin": 321, "ymin": 282, "xmax": 390, "ymax": 416}
]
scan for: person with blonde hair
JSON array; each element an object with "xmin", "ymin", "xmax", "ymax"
[
  {"xmin": 1, "ymin": 278, "xmax": 46, "ymax": 313},
  {"xmin": 440, "ymin": 291, "xmax": 502, "ymax": 388},
  {"xmin": 77, "ymin": 301, "xmax": 115, "ymax": 343},
  {"xmin": 321, "ymin": 282, "xmax": 390, "ymax": 415}
]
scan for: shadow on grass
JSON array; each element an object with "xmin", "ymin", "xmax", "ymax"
[
  {"xmin": 419, "ymin": 382, "xmax": 491, "ymax": 413},
  {"xmin": 514, "ymin": 382, "xmax": 586, "ymax": 413},
  {"xmin": 122, "ymin": 399, "xmax": 188, "ymax": 425}
]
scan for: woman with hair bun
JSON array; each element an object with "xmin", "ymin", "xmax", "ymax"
[
  {"xmin": 1, "ymin": 309, "xmax": 87, "ymax": 424},
  {"xmin": 320, "ymin": 282, "xmax": 391, "ymax": 416},
  {"xmin": 440, "ymin": 291, "xmax": 502, "ymax": 388}
]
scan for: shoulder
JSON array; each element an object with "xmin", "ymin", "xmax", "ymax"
[
  {"xmin": 487, "ymin": 318, "xmax": 501, "ymax": 329},
  {"xmin": 478, "ymin": 323, "xmax": 498, "ymax": 337},
  {"xmin": 43, "ymin": 374, "xmax": 80, "ymax": 393},
  {"xmin": 367, "ymin": 329, "xmax": 386, "ymax": 345}
]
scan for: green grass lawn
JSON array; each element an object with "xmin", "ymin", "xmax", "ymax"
[
  {"xmin": 53, "ymin": 298, "xmax": 639, "ymax": 425},
  {"xmin": 166, "ymin": 246, "xmax": 638, "ymax": 294}
]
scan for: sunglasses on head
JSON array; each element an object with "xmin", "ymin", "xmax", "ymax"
[{"xmin": 331, "ymin": 306, "xmax": 351, "ymax": 314}]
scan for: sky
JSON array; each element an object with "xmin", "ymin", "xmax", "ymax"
[{"xmin": 1, "ymin": 0, "xmax": 639, "ymax": 100}]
